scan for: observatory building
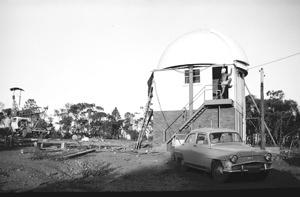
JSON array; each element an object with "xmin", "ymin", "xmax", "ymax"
[{"xmin": 151, "ymin": 29, "xmax": 249, "ymax": 146}]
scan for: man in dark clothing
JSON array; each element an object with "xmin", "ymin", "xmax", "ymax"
[{"xmin": 220, "ymin": 66, "xmax": 232, "ymax": 99}]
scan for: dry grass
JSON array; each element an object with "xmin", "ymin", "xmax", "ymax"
[{"xmin": 81, "ymin": 161, "xmax": 115, "ymax": 178}]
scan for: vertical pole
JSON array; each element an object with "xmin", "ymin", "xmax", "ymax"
[
  {"xmin": 260, "ymin": 68, "xmax": 265, "ymax": 150},
  {"xmin": 189, "ymin": 66, "xmax": 194, "ymax": 129},
  {"xmin": 19, "ymin": 91, "xmax": 22, "ymax": 108},
  {"xmin": 241, "ymin": 73, "xmax": 246, "ymax": 143},
  {"xmin": 234, "ymin": 66, "xmax": 237, "ymax": 133},
  {"xmin": 280, "ymin": 114, "xmax": 283, "ymax": 147},
  {"xmin": 218, "ymin": 105, "xmax": 220, "ymax": 128}
]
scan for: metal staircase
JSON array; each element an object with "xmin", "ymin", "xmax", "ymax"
[
  {"xmin": 166, "ymin": 102, "xmax": 207, "ymax": 145},
  {"xmin": 165, "ymin": 98, "xmax": 234, "ymax": 146},
  {"xmin": 178, "ymin": 103, "xmax": 207, "ymax": 133}
]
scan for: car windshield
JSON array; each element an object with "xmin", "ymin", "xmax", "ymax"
[{"xmin": 209, "ymin": 132, "xmax": 242, "ymax": 144}]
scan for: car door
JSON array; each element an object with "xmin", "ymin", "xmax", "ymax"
[
  {"xmin": 181, "ymin": 133, "xmax": 196, "ymax": 164},
  {"xmin": 193, "ymin": 133, "xmax": 211, "ymax": 169}
]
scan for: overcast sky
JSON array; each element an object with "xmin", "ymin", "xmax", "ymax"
[{"xmin": 0, "ymin": 0, "xmax": 300, "ymax": 117}]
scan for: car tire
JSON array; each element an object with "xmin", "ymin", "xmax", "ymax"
[{"xmin": 211, "ymin": 161, "xmax": 228, "ymax": 183}]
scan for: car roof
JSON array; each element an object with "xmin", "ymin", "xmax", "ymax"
[{"xmin": 190, "ymin": 127, "xmax": 238, "ymax": 134}]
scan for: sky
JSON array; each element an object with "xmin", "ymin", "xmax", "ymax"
[{"xmin": 0, "ymin": 0, "xmax": 300, "ymax": 117}]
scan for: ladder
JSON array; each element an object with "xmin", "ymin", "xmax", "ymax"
[{"xmin": 135, "ymin": 95, "xmax": 153, "ymax": 149}]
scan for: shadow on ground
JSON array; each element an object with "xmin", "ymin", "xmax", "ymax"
[
  {"xmin": 31, "ymin": 158, "xmax": 300, "ymax": 192},
  {"xmin": 31, "ymin": 161, "xmax": 118, "ymax": 192},
  {"xmin": 284, "ymin": 157, "xmax": 300, "ymax": 167}
]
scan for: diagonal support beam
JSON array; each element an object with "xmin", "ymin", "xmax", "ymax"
[{"xmin": 245, "ymin": 82, "xmax": 277, "ymax": 146}]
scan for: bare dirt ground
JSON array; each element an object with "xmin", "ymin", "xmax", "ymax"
[{"xmin": 1, "ymin": 139, "xmax": 300, "ymax": 192}]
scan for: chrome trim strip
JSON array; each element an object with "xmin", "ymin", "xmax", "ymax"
[{"xmin": 223, "ymin": 166, "xmax": 272, "ymax": 173}]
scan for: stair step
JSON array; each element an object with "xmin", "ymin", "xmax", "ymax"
[{"xmin": 178, "ymin": 104, "xmax": 206, "ymax": 133}]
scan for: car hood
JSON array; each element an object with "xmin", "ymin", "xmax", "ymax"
[{"xmin": 211, "ymin": 143, "xmax": 266, "ymax": 157}]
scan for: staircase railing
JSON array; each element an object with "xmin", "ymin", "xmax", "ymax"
[
  {"xmin": 165, "ymin": 85, "xmax": 211, "ymax": 145},
  {"xmin": 178, "ymin": 103, "xmax": 207, "ymax": 133}
]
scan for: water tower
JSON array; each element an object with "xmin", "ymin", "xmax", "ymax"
[
  {"xmin": 10, "ymin": 87, "xmax": 24, "ymax": 116},
  {"xmin": 151, "ymin": 29, "xmax": 249, "ymax": 146}
]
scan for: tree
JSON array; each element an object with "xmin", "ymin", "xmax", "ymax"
[
  {"xmin": 266, "ymin": 90, "xmax": 284, "ymax": 100},
  {"xmin": 0, "ymin": 102, "xmax": 5, "ymax": 111},
  {"xmin": 246, "ymin": 90, "xmax": 300, "ymax": 146},
  {"xmin": 110, "ymin": 107, "xmax": 123, "ymax": 138},
  {"xmin": 23, "ymin": 99, "xmax": 39, "ymax": 110},
  {"xmin": 111, "ymin": 119, "xmax": 123, "ymax": 139},
  {"xmin": 2, "ymin": 108, "xmax": 12, "ymax": 116},
  {"xmin": 123, "ymin": 112, "xmax": 135, "ymax": 131},
  {"xmin": 121, "ymin": 112, "xmax": 144, "ymax": 141},
  {"xmin": 112, "ymin": 107, "xmax": 121, "ymax": 121},
  {"xmin": 22, "ymin": 99, "xmax": 40, "ymax": 116},
  {"xmin": 54, "ymin": 102, "xmax": 107, "ymax": 138},
  {"xmin": 35, "ymin": 119, "xmax": 48, "ymax": 130},
  {"xmin": 126, "ymin": 129, "xmax": 139, "ymax": 141},
  {"xmin": 59, "ymin": 116, "xmax": 73, "ymax": 131}
]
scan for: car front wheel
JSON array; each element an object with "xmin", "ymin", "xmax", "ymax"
[{"xmin": 211, "ymin": 161, "xmax": 228, "ymax": 183}]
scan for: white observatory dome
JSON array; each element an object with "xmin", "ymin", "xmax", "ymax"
[{"xmin": 158, "ymin": 29, "xmax": 249, "ymax": 71}]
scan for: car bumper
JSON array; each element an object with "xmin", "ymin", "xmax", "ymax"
[{"xmin": 223, "ymin": 163, "xmax": 272, "ymax": 173}]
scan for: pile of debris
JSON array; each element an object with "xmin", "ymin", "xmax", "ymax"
[
  {"xmin": 27, "ymin": 138, "xmax": 97, "ymax": 160},
  {"xmin": 0, "ymin": 136, "xmax": 38, "ymax": 149}
]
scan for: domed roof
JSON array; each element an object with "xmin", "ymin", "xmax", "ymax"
[{"xmin": 158, "ymin": 29, "xmax": 249, "ymax": 70}]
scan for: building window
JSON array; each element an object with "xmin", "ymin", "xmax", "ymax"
[{"xmin": 184, "ymin": 69, "xmax": 200, "ymax": 84}]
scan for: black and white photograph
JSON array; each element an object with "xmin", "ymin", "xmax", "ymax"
[{"xmin": 0, "ymin": 0, "xmax": 300, "ymax": 193}]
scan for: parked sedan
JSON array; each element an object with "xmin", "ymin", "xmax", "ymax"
[{"xmin": 173, "ymin": 128, "xmax": 273, "ymax": 182}]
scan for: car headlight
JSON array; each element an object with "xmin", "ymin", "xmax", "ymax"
[
  {"xmin": 264, "ymin": 153, "xmax": 272, "ymax": 161},
  {"xmin": 229, "ymin": 155, "xmax": 238, "ymax": 164}
]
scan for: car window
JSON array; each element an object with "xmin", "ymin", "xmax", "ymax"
[
  {"xmin": 196, "ymin": 133, "xmax": 208, "ymax": 145},
  {"xmin": 210, "ymin": 132, "xmax": 242, "ymax": 144},
  {"xmin": 185, "ymin": 133, "xmax": 196, "ymax": 144}
]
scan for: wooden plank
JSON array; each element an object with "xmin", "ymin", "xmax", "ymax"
[
  {"xmin": 40, "ymin": 147, "xmax": 62, "ymax": 152},
  {"xmin": 62, "ymin": 149, "xmax": 96, "ymax": 159}
]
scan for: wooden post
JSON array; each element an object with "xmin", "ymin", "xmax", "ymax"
[
  {"xmin": 9, "ymin": 135, "xmax": 13, "ymax": 147},
  {"xmin": 189, "ymin": 66, "xmax": 194, "ymax": 129},
  {"xmin": 218, "ymin": 105, "xmax": 220, "ymax": 128},
  {"xmin": 260, "ymin": 68, "xmax": 266, "ymax": 150},
  {"xmin": 4, "ymin": 136, "xmax": 7, "ymax": 147},
  {"xmin": 280, "ymin": 114, "xmax": 283, "ymax": 147},
  {"xmin": 61, "ymin": 142, "xmax": 66, "ymax": 149}
]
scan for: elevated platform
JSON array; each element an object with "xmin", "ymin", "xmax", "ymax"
[{"xmin": 204, "ymin": 99, "xmax": 233, "ymax": 107}]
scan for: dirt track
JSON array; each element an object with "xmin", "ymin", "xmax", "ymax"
[{"xmin": 1, "ymin": 140, "xmax": 300, "ymax": 192}]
